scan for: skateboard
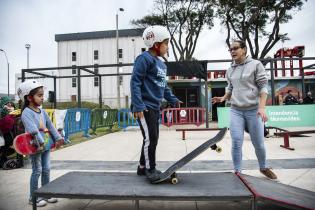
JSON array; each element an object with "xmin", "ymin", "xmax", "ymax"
[
  {"xmin": 13, "ymin": 132, "xmax": 57, "ymax": 155},
  {"xmin": 152, "ymin": 127, "xmax": 227, "ymax": 184}
]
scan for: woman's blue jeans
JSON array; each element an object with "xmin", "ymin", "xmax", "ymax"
[
  {"xmin": 230, "ymin": 108, "xmax": 266, "ymax": 172},
  {"xmin": 29, "ymin": 150, "xmax": 50, "ymax": 200}
]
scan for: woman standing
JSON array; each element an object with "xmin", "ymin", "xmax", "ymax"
[{"xmin": 212, "ymin": 40, "xmax": 277, "ymax": 179}]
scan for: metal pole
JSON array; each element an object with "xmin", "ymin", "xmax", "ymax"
[
  {"xmin": 132, "ymin": 38, "xmax": 136, "ymax": 60},
  {"xmin": 99, "ymin": 75, "xmax": 102, "ymax": 108},
  {"xmin": 77, "ymin": 67, "xmax": 81, "ymax": 108},
  {"xmin": 115, "ymin": 8, "xmax": 124, "ymax": 109},
  {"xmin": 0, "ymin": 49, "xmax": 10, "ymax": 96},
  {"xmin": 116, "ymin": 12, "xmax": 121, "ymax": 109},
  {"xmin": 25, "ymin": 44, "xmax": 31, "ymax": 69},
  {"xmin": 204, "ymin": 61, "xmax": 209, "ymax": 128},
  {"xmin": 301, "ymin": 67, "xmax": 305, "ymax": 99},
  {"xmin": 27, "ymin": 49, "xmax": 29, "ymax": 69},
  {"xmin": 53, "ymin": 77, "xmax": 57, "ymax": 108},
  {"xmin": 269, "ymin": 60, "xmax": 275, "ymax": 105},
  {"xmin": 7, "ymin": 62, "xmax": 9, "ymax": 97}
]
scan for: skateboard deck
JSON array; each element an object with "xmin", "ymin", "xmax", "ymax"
[
  {"xmin": 152, "ymin": 127, "xmax": 227, "ymax": 184},
  {"xmin": 13, "ymin": 132, "xmax": 56, "ymax": 155}
]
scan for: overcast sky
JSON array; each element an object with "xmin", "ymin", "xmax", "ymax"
[{"xmin": 0, "ymin": 0, "xmax": 314, "ymax": 94}]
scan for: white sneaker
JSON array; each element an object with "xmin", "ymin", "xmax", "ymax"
[
  {"xmin": 29, "ymin": 198, "xmax": 47, "ymax": 207},
  {"xmin": 46, "ymin": 197, "xmax": 58, "ymax": 203}
]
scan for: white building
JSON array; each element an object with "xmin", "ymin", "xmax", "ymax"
[{"xmin": 55, "ymin": 28, "xmax": 146, "ymax": 108}]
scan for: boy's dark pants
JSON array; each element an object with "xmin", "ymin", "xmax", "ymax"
[{"xmin": 137, "ymin": 109, "xmax": 160, "ymax": 170}]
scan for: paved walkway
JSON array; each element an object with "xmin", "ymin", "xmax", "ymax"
[{"xmin": 0, "ymin": 125, "xmax": 314, "ymax": 210}]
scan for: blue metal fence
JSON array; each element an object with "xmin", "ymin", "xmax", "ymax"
[
  {"xmin": 117, "ymin": 109, "xmax": 138, "ymax": 131},
  {"xmin": 64, "ymin": 108, "xmax": 91, "ymax": 141}
]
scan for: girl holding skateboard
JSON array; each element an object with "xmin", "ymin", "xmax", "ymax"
[{"xmin": 17, "ymin": 80, "xmax": 63, "ymax": 207}]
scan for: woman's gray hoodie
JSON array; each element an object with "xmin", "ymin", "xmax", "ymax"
[{"xmin": 226, "ymin": 57, "xmax": 268, "ymax": 110}]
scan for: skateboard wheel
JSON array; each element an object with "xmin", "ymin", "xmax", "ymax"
[
  {"xmin": 216, "ymin": 147, "xmax": 222, "ymax": 153},
  {"xmin": 171, "ymin": 177, "xmax": 178, "ymax": 184}
]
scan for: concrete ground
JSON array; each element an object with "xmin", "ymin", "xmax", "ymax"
[{"xmin": 0, "ymin": 124, "xmax": 314, "ymax": 210}]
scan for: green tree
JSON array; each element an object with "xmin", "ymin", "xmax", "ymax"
[
  {"xmin": 131, "ymin": 0, "xmax": 215, "ymax": 61},
  {"xmin": 216, "ymin": 0, "xmax": 306, "ymax": 59}
]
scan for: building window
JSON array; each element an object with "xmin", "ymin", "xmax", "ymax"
[
  {"xmin": 72, "ymin": 65, "xmax": 76, "ymax": 75},
  {"xmin": 94, "ymin": 50, "xmax": 98, "ymax": 60},
  {"xmin": 119, "ymin": 76, "xmax": 123, "ymax": 86},
  {"xmin": 72, "ymin": 78, "xmax": 77, "ymax": 87},
  {"xmin": 94, "ymin": 65, "xmax": 99, "ymax": 87},
  {"xmin": 119, "ymin": 49, "xmax": 123, "ymax": 59},
  {"xmin": 94, "ymin": 77, "xmax": 99, "ymax": 87},
  {"xmin": 72, "ymin": 52, "xmax": 76, "ymax": 61},
  {"xmin": 94, "ymin": 65, "xmax": 98, "ymax": 74}
]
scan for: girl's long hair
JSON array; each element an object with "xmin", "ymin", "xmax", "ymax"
[{"xmin": 22, "ymin": 87, "xmax": 43, "ymax": 111}]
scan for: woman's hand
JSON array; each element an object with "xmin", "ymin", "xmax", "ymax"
[
  {"xmin": 175, "ymin": 101, "xmax": 183, "ymax": 108},
  {"xmin": 211, "ymin": 97, "xmax": 225, "ymax": 104},
  {"xmin": 257, "ymin": 107, "xmax": 268, "ymax": 122}
]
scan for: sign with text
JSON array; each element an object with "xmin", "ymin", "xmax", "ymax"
[{"xmin": 217, "ymin": 105, "xmax": 315, "ymax": 128}]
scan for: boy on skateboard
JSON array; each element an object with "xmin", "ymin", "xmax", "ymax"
[{"xmin": 130, "ymin": 25, "xmax": 181, "ymax": 182}]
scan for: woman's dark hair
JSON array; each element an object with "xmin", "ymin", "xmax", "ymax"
[
  {"xmin": 233, "ymin": 40, "xmax": 247, "ymax": 49},
  {"xmin": 22, "ymin": 87, "xmax": 43, "ymax": 111},
  {"xmin": 232, "ymin": 40, "xmax": 247, "ymax": 55}
]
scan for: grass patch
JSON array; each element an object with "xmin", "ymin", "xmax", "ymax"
[{"xmin": 57, "ymin": 124, "xmax": 121, "ymax": 150}]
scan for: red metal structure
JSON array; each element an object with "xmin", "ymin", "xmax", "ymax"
[
  {"xmin": 274, "ymin": 46, "xmax": 305, "ymax": 77},
  {"xmin": 161, "ymin": 107, "xmax": 205, "ymax": 127}
]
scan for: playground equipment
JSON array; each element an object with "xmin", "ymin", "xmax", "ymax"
[{"xmin": 274, "ymin": 46, "xmax": 305, "ymax": 77}]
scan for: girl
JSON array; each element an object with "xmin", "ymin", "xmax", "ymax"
[{"xmin": 17, "ymin": 80, "xmax": 63, "ymax": 207}]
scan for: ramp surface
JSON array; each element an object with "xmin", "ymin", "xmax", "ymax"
[
  {"xmin": 35, "ymin": 172, "xmax": 252, "ymax": 201},
  {"xmin": 239, "ymin": 174, "xmax": 315, "ymax": 210}
]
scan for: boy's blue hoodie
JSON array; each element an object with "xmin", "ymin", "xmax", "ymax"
[{"xmin": 130, "ymin": 51, "xmax": 178, "ymax": 112}]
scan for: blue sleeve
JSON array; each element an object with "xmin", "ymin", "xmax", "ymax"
[
  {"xmin": 21, "ymin": 110, "xmax": 45, "ymax": 144},
  {"xmin": 43, "ymin": 110, "xmax": 62, "ymax": 142},
  {"xmin": 164, "ymin": 84, "xmax": 178, "ymax": 105},
  {"xmin": 130, "ymin": 55, "xmax": 148, "ymax": 112}
]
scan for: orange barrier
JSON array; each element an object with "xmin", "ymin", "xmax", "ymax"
[{"xmin": 161, "ymin": 107, "xmax": 205, "ymax": 127}]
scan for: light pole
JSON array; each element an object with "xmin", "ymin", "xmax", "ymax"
[
  {"xmin": 0, "ymin": 49, "xmax": 10, "ymax": 97},
  {"xmin": 116, "ymin": 7, "xmax": 124, "ymax": 108},
  {"xmin": 25, "ymin": 44, "xmax": 31, "ymax": 69},
  {"xmin": 131, "ymin": 38, "xmax": 136, "ymax": 60}
]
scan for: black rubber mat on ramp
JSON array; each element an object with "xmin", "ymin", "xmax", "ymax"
[
  {"xmin": 238, "ymin": 174, "xmax": 315, "ymax": 210},
  {"xmin": 35, "ymin": 172, "xmax": 252, "ymax": 201}
]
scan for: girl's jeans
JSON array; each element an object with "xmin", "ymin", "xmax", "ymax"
[
  {"xmin": 29, "ymin": 149, "xmax": 50, "ymax": 200},
  {"xmin": 230, "ymin": 108, "xmax": 266, "ymax": 172}
]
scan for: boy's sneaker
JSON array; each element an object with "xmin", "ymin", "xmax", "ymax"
[
  {"xmin": 145, "ymin": 168, "xmax": 162, "ymax": 182},
  {"xmin": 260, "ymin": 168, "xmax": 277, "ymax": 180},
  {"xmin": 137, "ymin": 165, "xmax": 146, "ymax": 176},
  {"xmin": 46, "ymin": 197, "xmax": 58, "ymax": 203},
  {"xmin": 29, "ymin": 198, "xmax": 47, "ymax": 207}
]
